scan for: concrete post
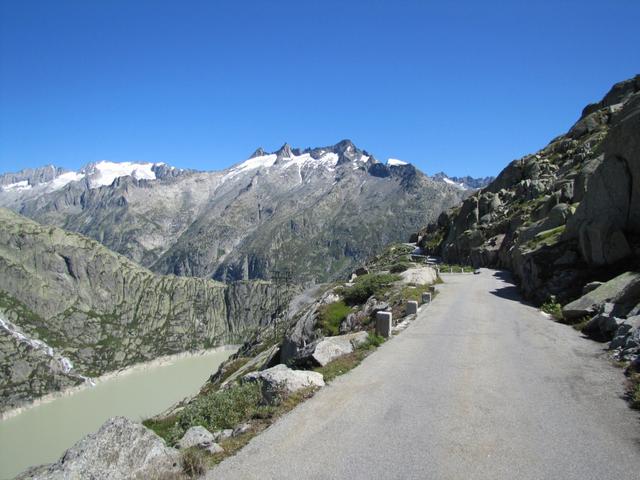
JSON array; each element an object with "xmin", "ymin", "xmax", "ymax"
[
  {"xmin": 376, "ymin": 311, "xmax": 392, "ymax": 338},
  {"xmin": 421, "ymin": 292, "xmax": 432, "ymax": 304},
  {"xmin": 406, "ymin": 301, "xmax": 418, "ymax": 315}
]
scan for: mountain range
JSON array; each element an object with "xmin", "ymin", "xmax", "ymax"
[{"xmin": 0, "ymin": 140, "xmax": 490, "ymax": 284}]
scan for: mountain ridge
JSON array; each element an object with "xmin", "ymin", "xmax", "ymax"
[
  {"xmin": 0, "ymin": 140, "xmax": 468, "ymax": 284},
  {"xmin": 0, "ymin": 207, "xmax": 279, "ymax": 413},
  {"xmin": 418, "ymin": 74, "xmax": 640, "ymax": 304}
]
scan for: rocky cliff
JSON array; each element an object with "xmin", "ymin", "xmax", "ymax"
[
  {"xmin": 418, "ymin": 75, "xmax": 640, "ymax": 304},
  {"xmin": 0, "ymin": 140, "xmax": 465, "ymax": 283},
  {"xmin": 0, "ymin": 208, "xmax": 277, "ymax": 413}
]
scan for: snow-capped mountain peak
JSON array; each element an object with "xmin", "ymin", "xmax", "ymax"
[
  {"xmin": 431, "ymin": 172, "xmax": 494, "ymax": 190},
  {"xmin": 81, "ymin": 161, "xmax": 161, "ymax": 188},
  {"xmin": 0, "ymin": 161, "xmax": 167, "ymax": 194},
  {"xmin": 387, "ymin": 158, "xmax": 409, "ymax": 166}
]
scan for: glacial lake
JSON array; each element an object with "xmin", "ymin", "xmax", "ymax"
[{"xmin": 0, "ymin": 347, "xmax": 235, "ymax": 479}]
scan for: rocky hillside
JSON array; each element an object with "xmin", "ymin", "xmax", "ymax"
[
  {"xmin": 0, "ymin": 208, "xmax": 278, "ymax": 414},
  {"xmin": 418, "ymin": 75, "xmax": 640, "ymax": 304},
  {"xmin": 0, "ymin": 140, "xmax": 465, "ymax": 283}
]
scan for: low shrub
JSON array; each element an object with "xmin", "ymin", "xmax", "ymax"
[
  {"xmin": 541, "ymin": 297, "xmax": 563, "ymax": 321},
  {"xmin": 340, "ymin": 273, "xmax": 400, "ymax": 305},
  {"xmin": 389, "ymin": 262, "xmax": 411, "ymax": 273},
  {"xmin": 629, "ymin": 373, "xmax": 640, "ymax": 409},
  {"xmin": 167, "ymin": 382, "xmax": 263, "ymax": 444},
  {"xmin": 359, "ymin": 332, "xmax": 385, "ymax": 349},
  {"xmin": 314, "ymin": 350, "xmax": 368, "ymax": 382},
  {"xmin": 181, "ymin": 448, "xmax": 207, "ymax": 478},
  {"xmin": 318, "ymin": 301, "xmax": 351, "ymax": 336}
]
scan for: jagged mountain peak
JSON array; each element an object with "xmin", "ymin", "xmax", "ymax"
[
  {"xmin": 275, "ymin": 143, "xmax": 294, "ymax": 159},
  {"xmin": 249, "ymin": 147, "xmax": 266, "ymax": 158}
]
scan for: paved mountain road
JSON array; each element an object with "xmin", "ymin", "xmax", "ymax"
[{"xmin": 209, "ymin": 270, "xmax": 640, "ymax": 479}]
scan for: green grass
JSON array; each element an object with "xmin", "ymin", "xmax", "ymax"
[
  {"xmin": 422, "ymin": 230, "xmax": 444, "ymax": 251},
  {"xmin": 164, "ymin": 386, "xmax": 320, "ymax": 476},
  {"xmin": 181, "ymin": 448, "xmax": 207, "ymax": 478},
  {"xmin": 365, "ymin": 243, "xmax": 414, "ymax": 271},
  {"xmin": 313, "ymin": 333, "xmax": 384, "ymax": 381},
  {"xmin": 314, "ymin": 349, "xmax": 370, "ymax": 382},
  {"xmin": 318, "ymin": 301, "xmax": 352, "ymax": 336},
  {"xmin": 571, "ymin": 316, "xmax": 592, "ymax": 331},
  {"xmin": 145, "ymin": 382, "xmax": 264, "ymax": 445},
  {"xmin": 630, "ymin": 373, "xmax": 640, "ymax": 409},
  {"xmin": 397, "ymin": 283, "xmax": 431, "ymax": 303},
  {"xmin": 339, "ymin": 273, "xmax": 401, "ymax": 305},
  {"xmin": 210, "ymin": 387, "xmax": 317, "ymax": 464},
  {"xmin": 541, "ymin": 297, "xmax": 563, "ymax": 321},
  {"xmin": 389, "ymin": 262, "xmax": 411, "ymax": 273},
  {"xmin": 526, "ymin": 225, "xmax": 566, "ymax": 250},
  {"xmin": 360, "ymin": 332, "xmax": 385, "ymax": 349}
]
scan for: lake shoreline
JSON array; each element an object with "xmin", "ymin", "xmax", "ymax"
[{"xmin": 0, "ymin": 345, "xmax": 239, "ymax": 421}]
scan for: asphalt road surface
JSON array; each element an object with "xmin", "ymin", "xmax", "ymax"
[{"xmin": 209, "ymin": 269, "xmax": 640, "ymax": 480}]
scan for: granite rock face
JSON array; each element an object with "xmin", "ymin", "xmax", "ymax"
[
  {"xmin": 311, "ymin": 332, "xmax": 369, "ymax": 367},
  {"xmin": 418, "ymin": 75, "xmax": 640, "ymax": 304},
  {"xmin": 243, "ymin": 364, "xmax": 325, "ymax": 403},
  {"xmin": 15, "ymin": 417, "xmax": 181, "ymax": 480},
  {"xmin": 562, "ymin": 272, "xmax": 640, "ymax": 321},
  {"xmin": 0, "ymin": 208, "xmax": 278, "ymax": 413},
  {"xmin": 177, "ymin": 426, "xmax": 224, "ymax": 454}
]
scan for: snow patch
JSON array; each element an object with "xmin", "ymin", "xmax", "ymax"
[
  {"xmin": 83, "ymin": 161, "xmax": 158, "ymax": 188},
  {"xmin": 442, "ymin": 177, "xmax": 467, "ymax": 190},
  {"xmin": 226, "ymin": 154, "xmax": 278, "ymax": 178},
  {"xmin": 387, "ymin": 158, "xmax": 408, "ymax": 166},
  {"xmin": 2, "ymin": 180, "xmax": 31, "ymax": 192},
  {"xmin": 48, "ymin": 171, "xmax": 86, "ymax": 190}
]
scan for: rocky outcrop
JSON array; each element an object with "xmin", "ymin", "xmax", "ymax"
[
  {"xmin": 176, "ymin": 426, "xmax": 224, "ymax": 454},
  {"xmin": 16, "ymin": 417, "xmax": 181, "ymax": 480},
  {"xmin": 243, "ymin": 364, "xmax": 325, "ymax": 403},
  {"xmin": 418, "ymin": 75, "xmax": 640, "ymax": 304},
  {"xmin": 0, "ymin": 208, "xmax": 278, "ymax": 413},
  {"xmin": 562, "ymin": 272, "xmax": 640, "ymax": 321},
  {"xmin": 311, "ymin": 332, "xmax": 369, "ymax": 367},
  {"xmin": 610, "ymin": 316, "xmax": 640, "ymax": 360}
]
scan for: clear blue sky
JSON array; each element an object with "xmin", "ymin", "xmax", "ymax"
[{"xmin": 0, "ymin": 1, "xmax": 638, "ymax": 178}]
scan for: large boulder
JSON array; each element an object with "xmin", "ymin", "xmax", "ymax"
[
  {"xmin": 398, "ymin": 266, "xmax": 437, "ymax": 285},
  {"xmin": 243, "ymin": 364, "xmax": 324, "ymax": 403},
  {"xmin": 280, "ymin": 289, "xmax": 344, "ymax": 365},
  {"xmin": 363, "ymin": 297, "xmax": 390, "ymax": 316},
  {"xmin": 562, "ymin": 272, "xmax": 640, "ymax": 321},
  {"xmin": 311, "ymin": 332, "xmax": 369, "ymax": 367},
  {"xmin": 176, "ymin": 425, "xmax": 223, "ymax": 454},
  {"xmin": 221, "ymin": 344, "xmax": 280, "ymax": 387},
  {"xmin": 581, "ymin": 311, "xmax": 623, "ymax": 342},
  {"xmin": 16, "ymin": 417, "xmax": 181, "ymax": 480},
  {"xmin": 610, "ymin": 316, "xmax": 640, "ymax": 348}
]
